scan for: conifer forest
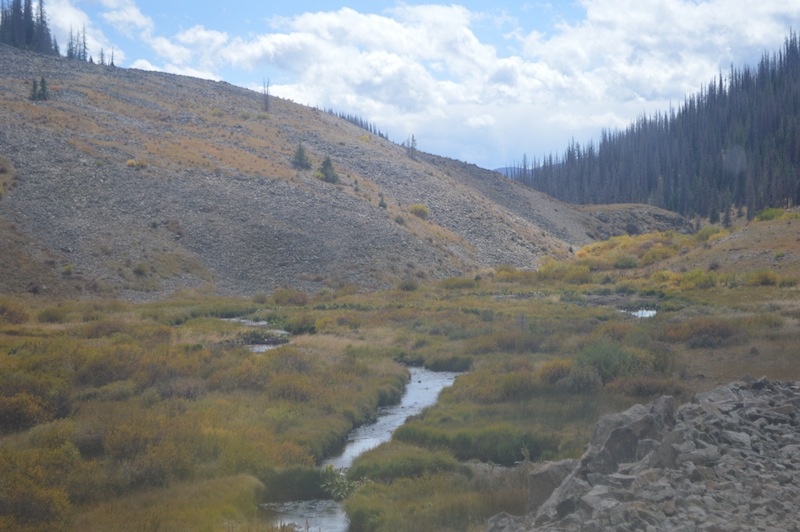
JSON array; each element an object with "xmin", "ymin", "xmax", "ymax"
[{"xmin": 509, "ymin": 32, "xmax": 800, "ymax": 220}]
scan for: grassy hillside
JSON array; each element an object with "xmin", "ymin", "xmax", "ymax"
[{"xmin": 0, "ymin": 43, "xmax": 691, "ymax": 299}]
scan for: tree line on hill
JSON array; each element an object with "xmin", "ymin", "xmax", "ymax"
[
  {"xmin": 508, "ymin": 31, "xmax": 800, "ymax": 220},
  {"xmin": 0, "ymin": 0, "xmax": 57, "ymax": 55},
  {"xmin": 1, "ymin": 0, "xmax": 113, "ymax": 64},
  {"xmin": 324, "ymin": 108, "xmax": 389, "ymax": 140}
]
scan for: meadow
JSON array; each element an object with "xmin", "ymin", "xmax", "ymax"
[{"xmin": 2, "ymin": 215, "xmax": 799, "ymax": 531}]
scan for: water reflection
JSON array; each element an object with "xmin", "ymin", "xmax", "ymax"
[
  {"xmin": 629, "ymin": 309, "xmax": 657, "ymax": 318},
  {"xmin": 263, "ymin": 367, "xmax": 460, "ymax": 531}
]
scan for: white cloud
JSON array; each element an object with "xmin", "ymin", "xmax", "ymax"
[
  {"xmin": 149, "ymin": 35, "xmax": 192, "ymax": 65},
  {"xmin": 129, "ymin": 58, "xmax": 160, "ymax": 71},
  {"xmin": 99, "ymin": 0, "xmax": 154, "ymax": 38},
  {"xmin": 129, "ymin": 58, "xmax": 221, "ymax": 81},
  {"xmin": 51, "ymin": 1, "xmax": 800, "ymax": 168},
  {"xmin": 466, "ymin": 114, "xmax": 496, "ymax": 128}
]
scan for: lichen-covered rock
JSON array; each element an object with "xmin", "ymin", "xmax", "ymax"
[{"xmin": 487, "ymin": 377, "xmax": 800, "ymax": 531}]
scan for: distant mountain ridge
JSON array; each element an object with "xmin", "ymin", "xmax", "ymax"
[{"xmin": 0, "ymin": 43, "xmax": 691, "ymax": 299}]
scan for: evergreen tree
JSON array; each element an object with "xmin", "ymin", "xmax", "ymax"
[
  {"xmin": 29, "ymin": 76, "xmax": 48, "ymax": 101},
  {"xmin": 722, "ymin": 205, "xmax": 732, "ymax": 228},
  {"xmin": 292, "ymin": 143, "xmax": 312, "ymax": 170},
  {"xmin": 22, "ymin": 0, "xmax": 32, "ymax": 47},
  {"xmin": 10, "ymin": 0, "xmax": 23, "ymax": 47},
  {"xmin": 406, "ymin": 134, "xmax": 417, "ymax": 159},
  {"xmin": 709, "ymin": 205, "xmax": 720, "ymax": 224},
  {"xmin": 316, "ymin": 156, "xmax": 340, "ymax": 184},
  {"xmin": 66, "ymin": 26, "xmax": 75, "ymax": 59},
  {"xmin": 38, "ymin": 75, "xmax": 46, "ymax": 100},
  {"xmin": 32, "ymin": 0, "xmax": 53, "ymax": 54},
  {"xmin": 0, "ymin": 2, "xmax": 8, "ymax": 44},
  {"xmin": 0, "ymin": 0, "xmax": 54, "ymax": 53},
  {"xmin": 80, "ymin": 23, "xmax": 87, "ymax": 61}
]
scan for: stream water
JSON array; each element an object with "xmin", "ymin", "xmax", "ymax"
[{"xmin": 262, "ymin": 367, "xmax": 460, "ymax": 531}]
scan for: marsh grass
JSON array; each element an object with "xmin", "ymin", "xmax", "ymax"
[
  {"xmin": 3, "ymin": 224, "xmax": 800, "ymax": 530},
  {"xmin": 72, "ymin": 475, "xmax": 272, "ymax": 531}
]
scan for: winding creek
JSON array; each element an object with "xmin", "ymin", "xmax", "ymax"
[{"xmin": 262, "ymin": 367, "xmax": 460, "ymax": 531}]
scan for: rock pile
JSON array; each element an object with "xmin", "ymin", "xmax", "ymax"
[{"xmin": 488, "ymin": 377, "xmax": 800, "ymax": 531}]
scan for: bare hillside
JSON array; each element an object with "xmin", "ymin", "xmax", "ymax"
[{"xmin": 0, "ymin": 45, "xmax": 690, "ymax": 299}]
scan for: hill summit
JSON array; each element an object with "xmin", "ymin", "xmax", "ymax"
[{"xmin": 0, "ymin": 44, "xmax": 690, "ymax": 299}]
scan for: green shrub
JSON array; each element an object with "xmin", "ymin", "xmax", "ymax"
[
  {"xmin": 347, "ymin": 442, "xmax": 468, "ymax": 482},
  {"xmin": 693, "ymin": 225, "xmax": 719, "ymax": 242},
  {"xmin": 322, "ymin": 464, "xmax": 359, "ymax": 500},
  {"xmin": 537, "ymin": 258, "xmax": 568, "ymax": 281},
  {"xmin": 563, "ymin": 265, "xmax": 593, "ymax": 284},
  {"xmin": 395, "ymin": 424, "xmax": 557, "ymax": 465},
  {"xmin": 0, "ymin": 393, "xmax": 48, "ymax": 432},
  {"xmin": 640, "ymin": 245, "xmax": 678, "ymax": 265},
  {"xmin": 285, "ymin": 314, "xmax": 317, "ymax": 335},
  {"xmin": 126, "ymin": 159, "xmax": 148, "ymax": 169},
  {"xmin": 613, "ymin": 255, "xmax": 638, "ymax": 269},
  {"xmin": 614, "ymin": 282, "xmax": 638, "ymax": 294},
  {"xmin": 575, "ymin": 341, "xmax": 640, "ymax": 384},
  {"xmin": 534, "ymin": 358, "xmax": 572, "ymax": 385},
  {"xmin": 657, "ymin": 317, "xmax": 736, "ymax": 347},
  {"xmin": 756, "ymin": 208, "xmax": 784, "ymax": 221},
  {"xmin": 261, "ymin": 466, "xmax": 327, "ymax": 501},
  {"xmin": 440, "ymin": 277, "xmax": 477, "ymax": 290},
  {"xmin": 747, "ymin": 269, "xmax": 778, "ymax": 286},
  {"xmin": 469, "ymin": 329, "xmax": 540, "ymax": 354},
  {"xmin": 133, "ymin": 263, "xmax": 149, "ymax": 276},
  {"xmin": 0, "ymin": 446, "xmax": 72, "ymax": 530},
  {"xmin": 557, "ymin": 366, "xmax": 602, "ymax": 394},
  {"xmin": 272, "ymin": 287, "xmax": 309, "ymax": 306},
  {"xmin": 680, "ymin": 269, "xmax": 717, "ymax": 289},
  {"xmin": 397, "ymin": 278, "xmax": 418, "ymax": 291},
  {"xmin": 409, "ymin": 204, "xmax": 429, "ymax": 220},
  {"xmin": 426, "ymin": 356, "xmax": 471, "ymax": 372},
  {"xmin": 37, "ymin": 306, "xmax": 68, "ymax": 323},
  {"xmin": 76, "ymin": 348, "xmax": 138, "ymax": 387},
  {"xmin": 0, "ymin": 298, "xmax": 29, "ymax": 324},
  {"xmin": 495, "ymin": 372, "xmax": 540, "ymax": 401}
]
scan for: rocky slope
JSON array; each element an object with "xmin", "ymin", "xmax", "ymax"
[
  {"xmin": 0, "ymin": 44, "xmax": 691, "ymax": 299},
  {"xmin": 488, "ymin": 377, "xmax": 800, "ymax": 531}
]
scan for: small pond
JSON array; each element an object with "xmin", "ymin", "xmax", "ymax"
[
  {"xmin": 263, "ymin": 367, "xmax": 460, "ymax": 531},
  {"xmin": 628, "ymin": 309, "xmax": 657, "ymax": 318}
]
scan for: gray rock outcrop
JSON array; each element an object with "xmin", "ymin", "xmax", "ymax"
[{"xmin": 488, "ymin": 377, "xmax": 800, "ymax": 531}]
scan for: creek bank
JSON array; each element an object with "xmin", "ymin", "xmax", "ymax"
[
  {"xmin": 265, "ymin": 367, "xmax": 460, "ymax": 531},
  {"xmin": 488, "ymin": 377, "xmax": 800, "ymax": 531},
  {"xmin": 223, "ymin": 318, "xmax": 291, "ymax": 351}
]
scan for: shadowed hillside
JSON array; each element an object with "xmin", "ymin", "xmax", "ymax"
[{"xmin": 0, "ymin": 44, "xmax": 690, "ymax": 299}]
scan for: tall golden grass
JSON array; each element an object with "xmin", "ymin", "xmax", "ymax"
[{"xmin": 2, "ymin": 223, "xmax": 800, "ymax": 529}]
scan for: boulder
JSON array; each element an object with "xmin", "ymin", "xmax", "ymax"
[{"xmin": 487, "ymin": 379, "xmax": 800, "ymax": 532}]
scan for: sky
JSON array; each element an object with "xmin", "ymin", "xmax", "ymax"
[{"xmin": 43, "ymin": 1, "xmax": 800, "ymax": 170}]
